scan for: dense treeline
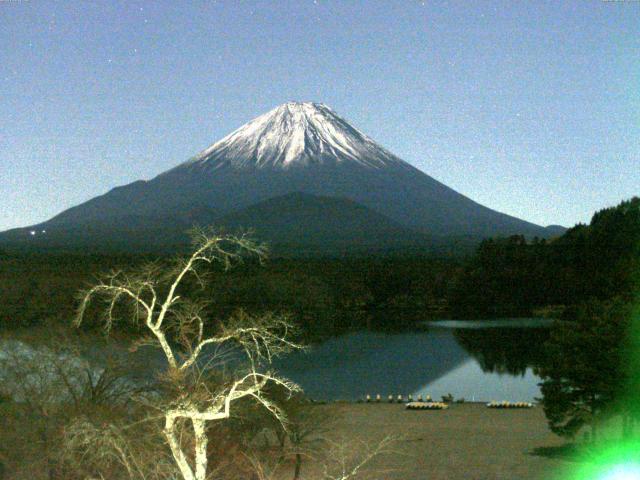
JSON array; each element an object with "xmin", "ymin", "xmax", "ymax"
[
  {"xmin": 450, "ymin": 197, "xmax": 640, "ymax": 440},
  {"xmin": 536, "ymin": 298, "xmax": 639, "ymax": 439},
  {"xmin": 451, "ymin": 197, "xmax": 640, "ymax": 318},
  {"xmin": 1, "ymin": 197, "xmax": 637, "ymax": 340},
  {"xmin": 0, "ymin": 252, "xmax": 155, "ymax": 329},
  {"xmin": 0, "ymin": 249, "xmax": 460, "ymax": 340},
  {"xmin": 530, "ymin": 198, "xmax": 639, "ymax": 440}
]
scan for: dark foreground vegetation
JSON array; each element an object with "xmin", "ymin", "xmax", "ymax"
[
  {"xmin": 0, "ymin": 197, "xmax": 638, "ymax": 479},
  {"xmin": 0, "ymin": 233, "xmax": 398, "ymax": 480}
]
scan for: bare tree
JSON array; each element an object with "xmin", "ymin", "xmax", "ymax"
[
  {"xmin": 284, "ymin": 398, "xmax": 332, "ymax": 480},
  {"xmin": 245, "ymin": 434, "xmax": 399, "ymax": 480},
  {"xmin": 62, "ymin": 415, "xmax": 174, "ymax": 480},
  {"xmin": 0, "ymin": 339, "xmax": 88, "ymax": 480},
  {"xmin": 0, "ymin": 332, "xmax": 147, "ymax": 480},
  {"xmin": 320, "ymin": 435, "xmax": 398, "ymax": 480},
  {"xmin": 75, "ymin": 230, "xmax": 302, "ymax": 480}
]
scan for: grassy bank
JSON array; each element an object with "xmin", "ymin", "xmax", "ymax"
[{"xmin": 296, "ymin": 403, "xmax": 571, "ymax": 480}]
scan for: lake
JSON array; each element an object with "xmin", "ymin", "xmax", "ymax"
[
  {"xmin": 1, "ymin": 319, "xmax": 553, "ymax": 405},
  {"xmin": 273, "ymin": 319, "xmax": 553, "ymax": 402}
]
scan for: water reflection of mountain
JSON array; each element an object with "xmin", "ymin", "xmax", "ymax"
[
  {"xmin": 452, "ymin": 328, "xmax": 551, "ymax": 376},
  {"xmin": 273, "ymin": 325, "xmax": 553, "ymax": 401},
  {"xmin": 273, "ymin": 330, "xmax": 469, "ymax": 400}
]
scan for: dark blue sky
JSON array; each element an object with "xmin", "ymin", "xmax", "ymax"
[{"xmin": 2, "ymin": 1, "xmax": 638, "ymax": 231}]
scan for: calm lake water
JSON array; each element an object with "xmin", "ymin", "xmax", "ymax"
[
  {"xmin": 22, "ymin": 318, "xmax": 552, "ymax": 405},
  {"xmin": 273, "ymin": 319, "xmax": 553, "ymax": 402}
]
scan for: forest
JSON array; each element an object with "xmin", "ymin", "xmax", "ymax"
[{"xmin": 1, "ymin": 197, "xmax": 638, "ymax": 341}]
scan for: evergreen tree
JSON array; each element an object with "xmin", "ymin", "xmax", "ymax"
[{"xmin": 536, "ymin": 299, "xmax": 633, "ymax": 439}]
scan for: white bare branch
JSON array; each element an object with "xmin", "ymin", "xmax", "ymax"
[
  {"xmin": 74, "ymin": 229, "xmax": 301, "ymax": 480},
  {"xmin": 321, "ymin": 435, "xmax": 399, "ymax": 480}
]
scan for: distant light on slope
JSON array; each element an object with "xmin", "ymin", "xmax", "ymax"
[{"xmin": 29, "ymin": 230, "xmax": 36, "ymax": 236}]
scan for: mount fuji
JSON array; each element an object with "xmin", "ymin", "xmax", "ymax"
[{"xmin": 0, "ymin": 102, "xmax": 563, "ymax": 253}]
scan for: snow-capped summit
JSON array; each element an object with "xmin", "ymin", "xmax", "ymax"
[{"xmin": 188, "ymin": 102, "xmax": 405, "ymax": 170}]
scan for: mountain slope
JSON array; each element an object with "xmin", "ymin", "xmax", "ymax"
[
  {"xmin": 215, "ymin": 192, "xmax": 430, "ymax": 254},
  {"xmin": 0, "ymin": 102, "xmax": 562, "ymax": 252}
]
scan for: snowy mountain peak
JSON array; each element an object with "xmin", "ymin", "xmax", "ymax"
[
  {"xmin": 187, "ymin": 102, "xmax": 406, "ymax": 170},
  {"xmin": 2, "ymin": 104, "xmax": 556, "ymax": 249}
]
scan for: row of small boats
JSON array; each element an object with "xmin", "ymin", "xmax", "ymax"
[
  {"xmin": 406, "ymin": 401, "xmax": 449, "ymax": 410},
  {"xmin": 365, "ymin": 394, "xmax": 435, "ymax": 403},
  {"xmin": 486, "ymin": 401, "xmax": 534, "ymax": 409},
  {"xmin": 362, "ymin": 395, "xmax": 535, "ymax": 410}
]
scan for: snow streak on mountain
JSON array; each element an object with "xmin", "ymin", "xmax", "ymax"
[{"xmin": 186, "ymin": 102, "xmax": 406, "ymax": 170}]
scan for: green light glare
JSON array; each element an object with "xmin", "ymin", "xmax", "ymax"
[
  {"xmin": 564, "ymin": 215, "xmax": 640, "ymax": 480},
  {"xmin": 599, "ymin": 463, "xmax": 640, "ymax": 480},
  {"xmin": 560, "ymin": 440, "xmax": 640, "ymax": 480}
]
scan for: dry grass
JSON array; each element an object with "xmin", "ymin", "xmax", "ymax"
[{"xmin": 295, "ymin": 402, "xmax": 571, "ymax": 480}]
